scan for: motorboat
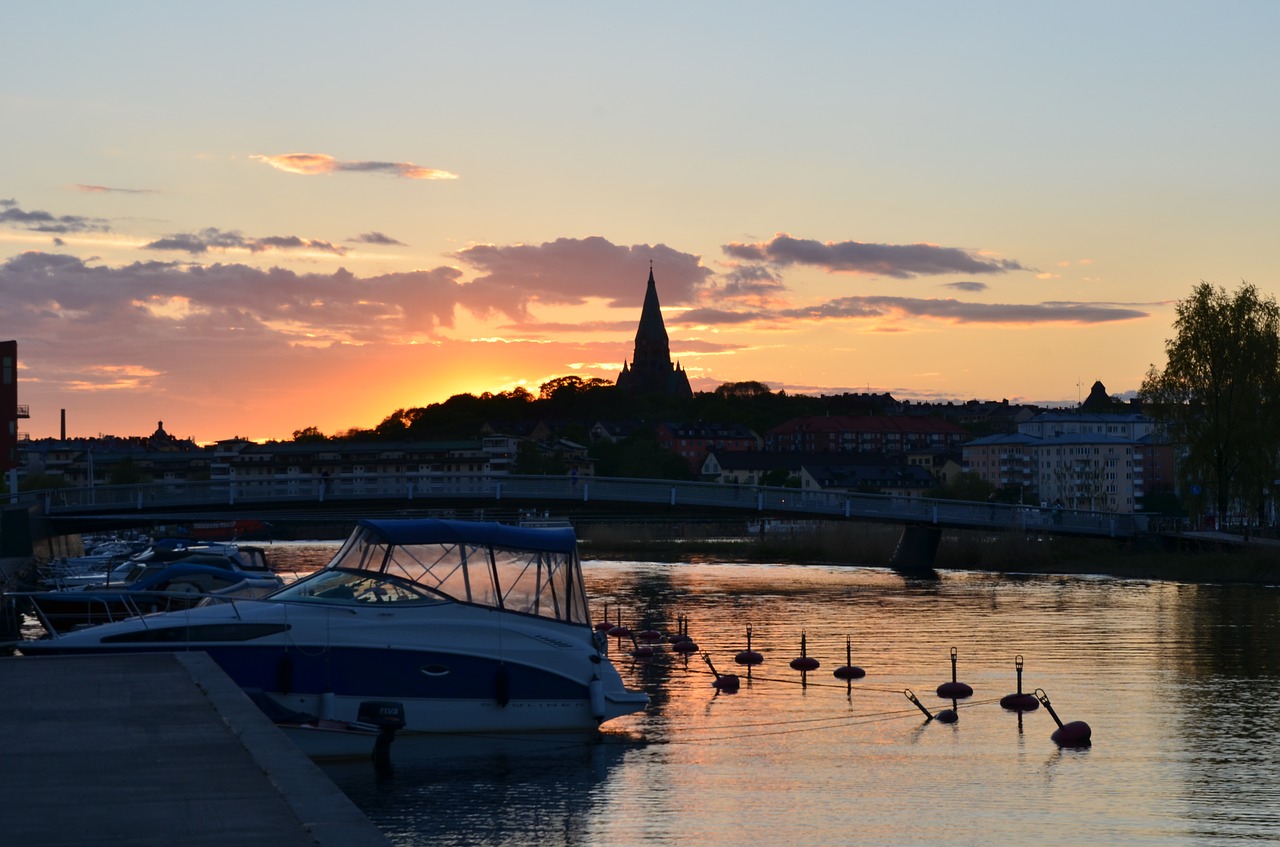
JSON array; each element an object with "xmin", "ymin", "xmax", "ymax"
[
  {"xmin": 14, "ymin": 542, "xmax": 283, "ymax": 634},
  {"xmin": 18, "ymin": 518, "xmax": 649, "ymax": 751},
  {"xmin": 39, "ymin": 538, "xmax": 268, "ymax": 589}
]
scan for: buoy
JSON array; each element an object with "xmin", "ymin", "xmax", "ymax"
[
  {"xmin": 734, "ymin": 624, "xmax": 764, "ymax": 666},
  {"xmin": 667, "ymin": 614, "xmax": 692, "ymax": 644},
  {"xmin": 636, "ymin": 628, "xmax": 663, "ymax": 643},
  {"xmin": 703, "ymin": 654, "xmax": 741, "ymax": 693},
  {"xmin": 905, "ymin": 689, "xmax": 956, "ymax": 723},
  {"xmin": 789, "ymin": 631, "xmax": 820, "ymax": 672},
  {"xmin": 999, "ymin": 655, "xmax": 1039, "ymax": 711},
  {"xmin": 629, "ymin": 636, "xmax": 655, "ymax": 659},
  {"xmin": 607, "ymin": 608, "xmax": 632, "ymax": 640},
  {"xmin": 595, "ymin": 603, "xmax": 613, "ymax": 633},
  {"xmin": 1036, "ymin": 689, "xmax": 1092, "ymax": 748},
  {"xmin": 936, "ymin": 646, "xmax": 973, "ymax": 699},
  {"xmin": 832, "ymin": 636, "xmax": 865, "ymax": 680},
  {"xmin": 672, "ymin": 638, "xmax": 699, "ymax": 654}
]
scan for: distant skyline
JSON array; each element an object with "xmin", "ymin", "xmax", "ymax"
[{"xmin": 3, "ymin": 2, "xmax": 1278, "ymax": 443}]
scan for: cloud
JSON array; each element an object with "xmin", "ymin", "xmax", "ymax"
[
  {"xmin": 674, "ymin": 307, "xmax": 767, "ymax": 325},
  {"xmin": 703, "ymin": 263, "xmax": 790, "ymax": 307},
  {"xmin": 349, "ymin": 231, "xmax": 406, "ymax": 246},
  {"xmin": 71, "ymin": 184, "xmax": 156, "ymax": 195},
  {"xmin": 0, "ymin": 202, "xmax": 110, "ymax": 234},
  {"xmin": 452, "ymin": 236, "xmax": 715, "ymax": 318},
  {"xmin": 779, "ymin": 295, "xmax": 1147, "ymax": 325},
  {"xmin": 0, "ymin": 252, "xmax": 467, "ymax": 354},
  {"xmin": 943, "ymin": 281, "xmax": 988, "ymax": 292},
  {"xmin": 252, "ymin": 153, "xmax": 458, "ymax": 180},
  {"xmin": 144, "ymin": 227, "xmax": 348, "ymax": 256},
  {"xmin": 722, "ymin": 233, "xmax": 1025, "ymax": 278}
]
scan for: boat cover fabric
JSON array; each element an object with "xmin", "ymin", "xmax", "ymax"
[{"xmin": 358, "ymin": 518, "xmax": 577, "ymax": 554}]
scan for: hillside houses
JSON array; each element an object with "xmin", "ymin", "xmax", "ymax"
[
  {"xmin": 765, "ymin": 415, "xmax": 969, "ymax": 455},
  {"xmin": 11, "ymin": 378, "xmax": 1176, "ymax": 518},
  {"xmin": 656, "ymin": 421, "xmax": 761, "ymax": 473}
]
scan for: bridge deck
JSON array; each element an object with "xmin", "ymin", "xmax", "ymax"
[{"xmin": 15, "ymin": 473, "xmax": 1141, "ymax": 541}]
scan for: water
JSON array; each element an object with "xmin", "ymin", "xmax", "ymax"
[{"xmin": 256, "ymin": 546, "xmax": 1280, "ymax": 844}]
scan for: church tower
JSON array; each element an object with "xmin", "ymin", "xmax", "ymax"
[{"xmin": 616, "ymin": 266, "xmax": 693, "ymax": 398}]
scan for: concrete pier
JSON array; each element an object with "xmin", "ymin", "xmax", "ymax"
[{"xmin": 0, "ymin": 651, "xmax": 389, "ymax": 846}]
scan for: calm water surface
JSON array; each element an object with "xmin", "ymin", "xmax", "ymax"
[{"xmin": 273, "ymin": 542, "xmax": 1280, "ymax": 846}]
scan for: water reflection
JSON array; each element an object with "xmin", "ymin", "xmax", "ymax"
[
  {"xmin": 287, "ymin": 554, "xmax": 1280, "ymax": 846},
  {"xmin": 320, "ymin": 734, "xmax": 639, "ymax": 847}
]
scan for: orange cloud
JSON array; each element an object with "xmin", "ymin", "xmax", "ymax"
[{"xmin": 252, "ymin": 153, "xmax": 458, "ymax": 180}]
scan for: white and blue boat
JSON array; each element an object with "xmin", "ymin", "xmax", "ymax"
[{"xmin": 19, "ymin": 518, "xmax": 648, "ymax": 750}]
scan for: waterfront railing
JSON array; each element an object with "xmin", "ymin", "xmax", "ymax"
[{"xmin": 13, "ymin": 473, "xmax": 1139, "ymax": 539}]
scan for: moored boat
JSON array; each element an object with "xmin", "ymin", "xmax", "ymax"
[
  {"xmin": 14, "ymin": 542, "xmax": 282, "ymax": 633},
  {"xmin": 18, "ymin": 518, "xmax": 649, "ymax": 747}
]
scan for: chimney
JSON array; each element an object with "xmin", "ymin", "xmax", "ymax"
[{"xmin": 61, "ymin": 409, "xmax": 66, "ymax": 440}]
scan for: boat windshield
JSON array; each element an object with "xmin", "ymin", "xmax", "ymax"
[{"xmin": 277, "ymin": 521, "xmax": 591, "ymax": 625}]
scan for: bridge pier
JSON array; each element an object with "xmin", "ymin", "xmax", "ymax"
[{"xmin": 889, "ymin": 524, "xmax": 942, "ymax": 570}]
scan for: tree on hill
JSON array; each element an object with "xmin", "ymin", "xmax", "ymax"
[
  {"xmin": 291, "ymin": 426, "xmax": 328, "ymax": 443},
  {"xmin": 1140, "ymin": 281, "xmax": 1280, "ymax": 524},
  {"xmin": 589, "ymin": 429, "xmax": 693, "ymax": 480}
]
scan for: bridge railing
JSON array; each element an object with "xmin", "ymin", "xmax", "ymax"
[{"xmin": 18, "ymin": 473, "xmax": 1139, "ymax": 538}]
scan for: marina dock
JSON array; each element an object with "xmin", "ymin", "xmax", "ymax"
[{"xmin": 0, "ymin": 651, "xmax": 389, "ymax": 847}]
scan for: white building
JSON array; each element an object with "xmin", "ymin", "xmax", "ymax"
[{"xmin": 963, "ymin": 413, "xmax": 1152, "ymax": 513}]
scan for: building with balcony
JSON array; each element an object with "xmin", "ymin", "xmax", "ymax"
[
  {"xmin": 963, "ymin": 419, "xmax": 1160, "ymax": 513},
  {"xmin": 766, "ymin": 415, "xmax": 968, "ymax": 456}
]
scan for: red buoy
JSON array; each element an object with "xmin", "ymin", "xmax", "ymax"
[
  {"xmin": 667, "ymin": 614, "xmax": 693, "ymax": 645},
  {"xmin": 636, "ymin": 629, "xmax": 663, "ymax": 643},
  {"xmin": 594, "ymin": 602, "xmax": 613, "ymax": 632},
  {"xmin": 704, "ymin": 654, "xmax": 741, "ymax": 693},
  {"xmin": 934, "ymin": 706, "xmax": 959, "ymax": 724},
  {"xmin": 790, "ymin": 631, "xmax": 821, "ymax": 672},
  {"xmin": 833, "ymin": 636, "xmax": 866, "ymax": 680},
  {"xmin": 607, "ymin": 608, "xmax": 631, "ymax": 640},
  {"xmin": 1051, "ymin": 721, "xmax": 1093, "ymax": 748},
  {"xmin": 936, "ymin": 646, "xmax": 973, "ymax": 699},
  {"xmin": 1037, "ymin": 689, "xmax": 1092, "ymax": 748},
  {"xmin": 673, "ymin": 638, "xmax": 699, "ymax": 654},
  {"xmin": 630, "ymin": 637, "xmax": 655, "ymax": 659},
  {"xmin": 1000, "ymin": 655, "xmax": 1040, "ymax": 712},
  {"xmin": 734, "ymin": 624, "xmax": 764, "ymax": 666}
]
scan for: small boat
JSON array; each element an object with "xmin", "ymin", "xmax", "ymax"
[
  {"xmin": 19, "ymin": 518, "xmax": 649, "ymax": 751},
  {"xmin": 39, "ymin": 539, "xmax": 266, "ymax": 589},
  {"xmin": 15, "ymin": 542, "xmax": 282, "ymax": 633}
]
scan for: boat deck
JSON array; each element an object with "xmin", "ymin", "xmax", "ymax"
[{"xmin": 0, "ymin": 651, "xmax": 388, "ymax": 847}]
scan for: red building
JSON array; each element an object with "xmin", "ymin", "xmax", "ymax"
[
  {"xmin": 656, "ymin": 421, "xmax": 760, "ymax": 473},
  {"xmin": 765, "ymin": 415, "xmax": 968, "ymax": 456},
  {"xmin": 1, "ymin": 340, "xmax": 26, "ymax": 473}
]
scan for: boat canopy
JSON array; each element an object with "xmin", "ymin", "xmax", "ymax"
[{"xmin": 302, "ymin": 518, "xmax": 591, "ymax": 625}]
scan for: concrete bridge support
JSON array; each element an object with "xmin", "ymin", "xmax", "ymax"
[{"xmin": 889, "ymin": 524, "xmax": 942, "ymax": 570}]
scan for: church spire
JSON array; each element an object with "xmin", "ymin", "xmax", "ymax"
[{"xmin": 615, "ymin": 263, "xmax": 692, "ymax": 399}]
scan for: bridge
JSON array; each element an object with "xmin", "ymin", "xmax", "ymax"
[{"xmin": 7, "ymin": 473, "xmax": 1142, "ymax": 566}]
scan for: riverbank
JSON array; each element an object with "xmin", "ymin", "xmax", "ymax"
[{"xmin": 575, "ymin": 520, "xmax": 1280, "ymax": 585}]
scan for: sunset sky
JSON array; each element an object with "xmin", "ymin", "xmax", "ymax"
[{"xmin": 4, "ymin": 2, "xmax": 1278, "ymax": 443}]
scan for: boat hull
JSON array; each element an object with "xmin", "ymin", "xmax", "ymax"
[{"xmin": 19, "ymin": 601, "xmax": 647, "ymax": 734}]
